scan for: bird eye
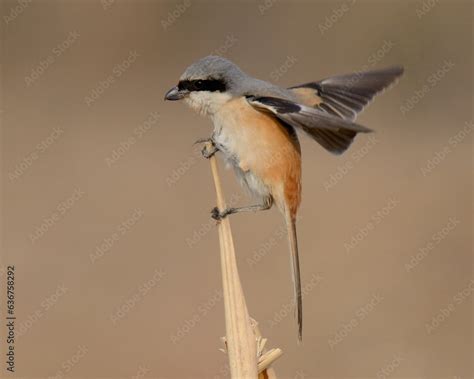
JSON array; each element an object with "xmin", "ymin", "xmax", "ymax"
[{"xmin": 195, "ymin": 80, "xmax": 204, "ymax": 89}]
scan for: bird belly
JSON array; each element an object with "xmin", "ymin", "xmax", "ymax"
[{"xmin": 212, "ymin": 97, "xmax": 302, "ymax": 213}]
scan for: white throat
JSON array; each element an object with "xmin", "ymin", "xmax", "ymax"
[{"xmin": 184, "ymin": 91, "xmax": 232, "ymax": 117}]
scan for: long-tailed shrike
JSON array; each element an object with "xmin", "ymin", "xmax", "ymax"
[{"xmin": 165, "ymin": 56, "xmax": 403, "ymax": 341}]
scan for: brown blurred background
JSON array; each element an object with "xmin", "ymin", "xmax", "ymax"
[{"xmin": 0, "ymin": 0, "xmax": 472, "ymax": 378}]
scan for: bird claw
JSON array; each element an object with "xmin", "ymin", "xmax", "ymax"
[
  {"xmin": 194, "ymin": 137, "xmax": 212, "ymax": 145},
  {"xmin": 211, "ymin": 207, "xmax": 233, "ymax": 220},
  {"xmin": 211, "ymin": 207, "xmax": 223, "ymax": 220},
  {"xmin": 201, "ymin": 144, "xmax": 218, "ymax": 159},
  {"xmin": 195, "ymin": 138, "xmax": 218, "ymax": 159}
]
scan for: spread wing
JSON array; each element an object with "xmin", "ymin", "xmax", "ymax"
[
  {"xmin": 246, "ymin": 96, "xmax": 372, "ymax": 155},
  {"xmin": 289, "ymin": 66, "xmax": 404, "ymax": 121}
]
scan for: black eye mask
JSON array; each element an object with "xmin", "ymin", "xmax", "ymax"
[{"xmin": 178, "ymin": 78, "xmax": 227, "ymax": 92}]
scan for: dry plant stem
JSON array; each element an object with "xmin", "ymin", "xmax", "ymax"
[
  {"xmin": 253, "ymin": 322, "xmax": 281, "ymax": 378},
  {"xmin": 258, "ymin": 349, "xmax": 283, "ymax": 374},
  {"xmin": 207, "ymin": 143, "xmax": 258, "ymax": 378}
]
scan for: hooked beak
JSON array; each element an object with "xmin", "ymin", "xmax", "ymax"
[{"xmin": 164, "ymin": 86, "xmax": 187, "ymax": 101}]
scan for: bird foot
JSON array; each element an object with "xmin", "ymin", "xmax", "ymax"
[
  {"xmin": 211, "ymin": 207, "xmax": 234, "ymax": 220},
  {"xmin": 195, "ymin": 138, "xmax": 218, "ymax": 159}
]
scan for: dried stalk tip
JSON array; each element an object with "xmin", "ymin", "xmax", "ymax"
[
  {"xmin": 257, "ymin": 348, "xmax": 283, "ymax": 374},
  {"xmin": 256, "ymin": 336, "xmax": 268, "ymax": 357},
  {"xmin": 219, "ymin": 337, "xmax": 228, "ymax": 354}
]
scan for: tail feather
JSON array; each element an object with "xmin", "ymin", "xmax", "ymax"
[
  {"xmin": 285, "ymin": 210, "xmax": 302, "ymax": 342},
  {"xmin": 304, "ymin": 127, "xmax": 357, "ymax": 155}
]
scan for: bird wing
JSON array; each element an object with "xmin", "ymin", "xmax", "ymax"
[
  {"xmin": 289, "ymin": 66, "xmax": 404, "ymax": 121},
  {"xmin": 246, "ymin": 95, "xmax": 372, "ymax": 154}
]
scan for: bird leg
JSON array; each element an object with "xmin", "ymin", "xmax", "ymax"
[{"xmin": 211, "ymin": 197, "xmax": 273, "ymax": 221}]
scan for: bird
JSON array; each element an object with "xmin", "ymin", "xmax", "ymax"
[{"xmin": 165, "ymin": 55, "xmax": 403, "ymax": 342}]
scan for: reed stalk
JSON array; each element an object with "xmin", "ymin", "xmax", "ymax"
[{"xmin": 206, "ymin": 142, "xmax": 282, "ymax": 378}]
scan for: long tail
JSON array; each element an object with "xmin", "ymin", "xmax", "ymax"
[{"xmin": 285, "ymin": 209, "xmax": 302, "ymax": 342}]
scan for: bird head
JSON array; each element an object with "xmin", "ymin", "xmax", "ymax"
[{"xmin": 164, "ymin": 55, "xmax": 245, "ymax": 116}]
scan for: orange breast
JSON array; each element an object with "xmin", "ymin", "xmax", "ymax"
[{"xmin": 213, "ymin": 98, "xmax": 302, "ymax": 217}]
